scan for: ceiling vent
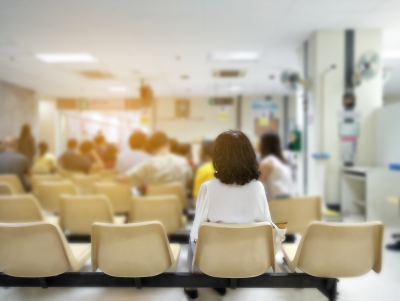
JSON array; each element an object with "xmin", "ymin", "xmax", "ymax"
[
  {"xmin": 213, "ymin": 69, "xmax": 246, "ymax": 78},
  {"xmin": 76, "ymin": 70, "xmax": 114, "ymax": 79}
]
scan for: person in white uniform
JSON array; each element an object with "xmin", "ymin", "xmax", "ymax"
[
  {"xmin": 258, "ymin": 131, "xmax": 295, "ymax": 201},
  {"xmin": 185, "ymin": 130, "xmax": 272, "ymax": 299}
]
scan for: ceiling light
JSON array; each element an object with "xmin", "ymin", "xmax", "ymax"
[
  {"xmin": 209, "ymin": 52, "xmax": 261, "ymax": 62},
  {"xmin": 35, "ymin": 53, "xmax": 97, "ymax": 63},
  {"xmin": 383, "ymin": 51, "xmax": 400, "ymax": 59},
  {"xmin": 108, "ymin": 86, "xmax": 128, "ymax": 92}
]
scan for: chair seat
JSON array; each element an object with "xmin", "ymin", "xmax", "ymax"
[
  {"xmin": 70, "ymin": 243, "xmax": 91, "ymax": 262},
  {"xmin": 282, "ymin": 243, "xmax": 299, "ymax": 272},
  {"xmin": 44, "ymin": 215, "xmax": 59, "ymax": 225},
  {"xmin": 113, "ymin": 215, "xmax": 127, "ymax": 224}
]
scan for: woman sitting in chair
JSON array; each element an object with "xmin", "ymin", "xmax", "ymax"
[
  {"xmin": 185, "ymin": 130, "xmax": 272, "ymax": 299},
  {"xmin": 258, "ymin": 131, "xmax": 295, "ymax": 201}
]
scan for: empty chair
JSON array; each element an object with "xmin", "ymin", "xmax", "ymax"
[
  {"xmin": 130, "ymin": 195, "xmax": 186, "ymax": 234},
  {"xmin": 59, "ymin": 194, "xmax": 126, "ymax": 235},
  {"xmin": 282, "ymin": 221, "xmax": 383, "ymax": 277},
  {"xmin": 147, "ymin": 182, "xmax": 187, "ymax": 210},
  {"xmin": 91, "ymin": 221, "xmax": 180, "ymax": 277},
  {"xmin": 31, "ymin": 174, "xmax": 63, "ymax": 198},
  {"xmin": 0, "ymin": 195, "xmax": 58, "ymax": 224},
  {"xmin": 71, "ymin": 174, "xmax": 102, "ymax": 194},
  {"xmin": 93, "ymin": 182, "xmax": 131, "ymax": 214},
  {"xmin": 0, "ymin": 182, "xmax": 13, "ymax": 195},
  {"xmin": 0, "ymin": 222, "xmax": 91, "ymax": 277},
  {"xmin": 96, "ymin": 169, "xmax": 117, "ymax": 181},
  {"xmin": 193, "ymin": 222, "xmax": 276, "ymax": 277},
  {"xmin": 269, "ymin": 196, "xmax": 322, "ymax": 235},
  {"xmin": 37, "ymin": 180, "xmax": 77, "ymax": 213},
  {"xmin": 0, "ymin": 174, "xmax": 25, "ymax": 194}
]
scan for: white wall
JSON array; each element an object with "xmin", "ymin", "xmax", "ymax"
[
  {"xmin": 38, "ymin": 99, "xmax": 57, "ymax": 153},
  {"xmin": 376, "ymin": 102, "xmax": 400, "ymax": 167},
  {"xmin": 305, "ymin": 29, "xmax": 382, "ymax": 206},
  {"xmin": 0, "ymin": 80, "xmax": 38, "ymax": 140}
]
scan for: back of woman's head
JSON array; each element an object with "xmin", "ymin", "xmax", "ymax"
[
  {"xmin": 213, "ymin": 130, "xmax": 259, "ymax": 185},
  {"xmin": 260, "ymin": 131, "xmax": 286, "ymax": 163},
  {"xmin": 38, "ymin": 141, "xmax": 48, "ymax": 156},
  {"xmin": 20, "ymin": 124, "xmax": 31, "ymax": 138},
  {"xmin": 80, "ymin": 140, "xmax": 94, "ymax": 155}
]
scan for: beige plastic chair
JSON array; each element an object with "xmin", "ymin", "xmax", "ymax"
[
  {"xmin": 0, "ymin": 181, "xmax": 13, "ymax": 195},
  {"xmin": 0, "ymin": 195, "xmax": 58, "ymax": 224},
  {"xmin": 193, "ymin": 222, "xmax": 276, "ymax": 278},
  {"xmin": 269, "ymin": 196, "xmax": 322, "ymax": 234},
  {"xmin": 0, "ymin": 222, "xmax": 91, "ymax": 277},
  {"xmin": 37, "ymin": 180, "xmax": 77, "ymax": 213},
  {"xmin": 96, "ymin": 169, "xmax": 117, "ymax": 182},
  {"xmin": 59, "ymin": 194, "xmax": 126, "ymax": 235},
  {"xmin": 130, "ymin": 195, "xmax": 186, "ymax": 234},
  {"xmin": 93, "ymin": 182, "xmax": 131, "ymax": 213},
  {"xmin": 146, "ymin": 182, "xmax": 187, "ymax": 210},
  {"xmin": 32, "ymin": 166, "xmax": 51, "ymax": 175},
  {"xmin": 56, "ymin": 166, "xmax": 84, "ymax": 179},
  {"xmin": 32, "ymin": 174, "xmax": 63, "ymax": 198},
  {"xmin": 282, "ymin": 221, "xmax": 384, "ymax": 278},
  {"xmin": 91, "ymin": 221, "xmax": 180, "ymax": 277},
  {"xmin": 71, "ymin": 174, "xmax": 102, "ymax": 194},
  {"xmin": 0, "ymin": 174, "xmax": 25, "ymax": 194}
]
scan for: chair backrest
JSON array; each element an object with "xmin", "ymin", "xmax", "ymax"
[
  {"xmin": 32, "ymin": 174, "xmax": 63, "ymax": 198},
  {"xmin": 37, "ymin": 181, "xmax": 77, "ymax": 213},
  {"xmin": 71, "ymin": 174, "xmax": 102, "ymax": 194},
  {"xmin": 93, "ymin": 182, "xmax": 131, "ymax": 213},
  {"xmin": 0, "ymin": 222, "xmax": 81, "ymax": 277},
  {"xmin": 294, "ymin": 221, "xmax": 383, "ymax": 278},
  {"xmin": 146, "ymin": 182, "xmax": 186, "ymax": 210},
  {"xmin": 59, "ymin": 194, "xmax": 114, "ymax": 235},
  {"xmin": 193, "ymin": 222, "xmax": 276, "ymax": 278},
  {"xmin": 92, "ymin": 221, "xmax": 177, "ymax": 277},
  {"xmin": 0, "ymin": 195, "xmax": 44, "ymax": 223},
  {"xmin": 269, "ymin": 196, "xmax": 322, "ymax": 234},
  {"xmin": 56, "ymin": 166, "xmax": 84, "ymax": 178},
  {"xmin": 32, "ymin": 166, "xmax": 51, "ymax": 175},
  {"xmin": 130, "ymin": 195, "xmax": 183, "ymax": 234},
  {"xmin": 0, "ymin": 181, "xmax": 13, "ymax": 195},
  {"xmin": 96, "ymin": 169, "xmax": 117, "ymax": 181},
  {"xmin": 0, "ymin": 174, "xmax": 25, "ymax": 194}
]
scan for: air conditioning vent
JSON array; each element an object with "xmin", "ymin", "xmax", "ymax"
[
  {"xmin": 213, "ymin": 70, "xmax": 246, "ymax": 78},
  {"xmin": 76, "ymin": 70, "xmax": 114, "ymax": 79}
]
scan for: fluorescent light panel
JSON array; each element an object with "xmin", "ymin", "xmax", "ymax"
[
  {"xmin": 383, "ymin": 51, "xmax": 400, "ymax": 59},
  {"xmin": 35, "ymin": 53, "xmax": 97, "ymax": 63},
  {"xmin": 209, "ymin": 51, "xmax": 261, "ymax": 62},
  {"xmin": 108, "ymin": 86, "xmax": 128, "ymax": 92}
]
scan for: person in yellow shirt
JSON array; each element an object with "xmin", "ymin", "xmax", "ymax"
[
  {"xmin": 192, "ymin": 140, "xmax": 215, "ymax": 203},
  {"xmin": 33, "ymin": 141, "xmax": 56, "ymax": 173}
]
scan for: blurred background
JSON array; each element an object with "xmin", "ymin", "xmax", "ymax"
[{"xmin": 0, "ymin": 0, "xmax": 399, "ymax": 300}]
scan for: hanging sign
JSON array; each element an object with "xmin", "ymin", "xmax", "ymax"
[
  {"xmin": 217, "ymin": 106, "xmax": 229, "ymax": 121},
  {"xmin": 251, "ymin": 100, "xmax": 279, "ymax": 112}
]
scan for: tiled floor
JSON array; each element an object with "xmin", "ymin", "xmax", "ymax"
[{"xmin": 1, "ymin": 219, "xmax": 399, "ymax": 301}]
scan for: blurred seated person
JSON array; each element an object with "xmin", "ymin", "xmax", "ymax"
[
  {"xmin": 102, "ymin": 143, "xmax": 118, "ymax": 169},
  {"xmin": 120, "ymin": 131, "xmax": 192, "ymax": 187},
  {"xmin": 169, "ymin": 138, "xmax": 179, "ymax": 155},
  {"xmin": 59, "ymin": 139, "xmax": 103, "ymax": 173},
  {"xmin": 94, "ymin": 133, "xmax": 107, "ymax": 161},
  {"xmin": 0, "ymin": 136, "xmax": 30, "ymax": 191},
  {"xmin": 185, "ymin": 130, "xmax": 272, "ymax": 299},
  {"xmin": 33, "ymin": 141, "xmax": 56, "ymax": 173},
  {"xmin": 192, "ymin": 140, "xmax": 215, "ymax": 204},
  {"xmin": 116, "ymin": 131, "xmax": 151, "ymax": 174},
  {"xmin": 177, "ymin": 143, "xmax": 195, "ymax": 168},
  {"xmin": 258, "ymin": 131, "xmax": 295, "ymax": 200}
]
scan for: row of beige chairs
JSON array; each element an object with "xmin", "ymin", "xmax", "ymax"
[
  {"xmin": 1, "ymin": 174, "xmax": 187, "ymax": 213},
  {"xmin": 0, "ymin": 220, "xmax": 383, "ymax": 280},
  {"xmin": 0, "ymin": 194, "xmax": 186, "ymax": 235}
]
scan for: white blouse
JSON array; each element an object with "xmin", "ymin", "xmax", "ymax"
[
  {"xmin": 262, "ymin": 155, "xmax": 295, "ymax": 201},
  {"xmin": 190, "ymin": 178, "xmax": 272, "ymax": 242}
]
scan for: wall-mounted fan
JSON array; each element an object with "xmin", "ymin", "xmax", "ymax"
[
  {"xmin": 280, "ymin": 70, "xmax": 311, "ymax": 92},
  {"xmin": 352, "ymin": 51, "xmax": 380, "ymax": 87}
]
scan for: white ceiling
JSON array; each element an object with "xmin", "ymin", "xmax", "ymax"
[{"xmin": 0, "ymin": 0, "xmax": 400, "ymax": 98}]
